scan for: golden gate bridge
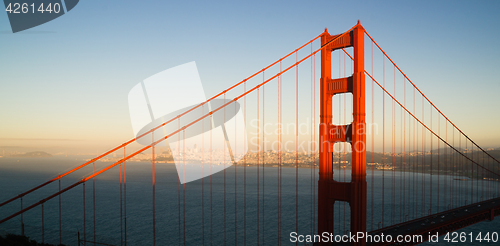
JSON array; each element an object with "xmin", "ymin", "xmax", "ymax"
[{"xmin": 1, "ymin": 21, "xmax": 499, "ymax": 245}]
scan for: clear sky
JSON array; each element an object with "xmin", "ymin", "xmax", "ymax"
[{"xmin": 1, "ymin": 0, "xmax": 500, "ymax": 154}]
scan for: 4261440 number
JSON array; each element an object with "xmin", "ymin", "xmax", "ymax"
[
  {"xmin": 443, "ymin": 232, "xmax": 498, "ymax": 243},
  {"xmin": 5, "ymin": 2, "xmax": 61, "ymax": 14}
]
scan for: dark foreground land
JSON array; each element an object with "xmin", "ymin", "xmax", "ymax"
[{"xmin": 0, "ymin": 234, "xmax": 66, "ymax": 246}]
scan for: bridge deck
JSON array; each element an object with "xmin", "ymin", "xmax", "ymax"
[{"xmin": 368, "ymin": 198, "xmax": 500, "ymax": 245}]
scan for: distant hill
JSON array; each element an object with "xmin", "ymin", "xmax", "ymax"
[{"xmin": 10, "ymin": 151, "xmax": 53, "ymax": 158}]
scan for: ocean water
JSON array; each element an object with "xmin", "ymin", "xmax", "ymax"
[{"xmin": 0, "ymin": 157, "xmax": 499, "ymax": 245}]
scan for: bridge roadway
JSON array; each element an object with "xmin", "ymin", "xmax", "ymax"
[
  {"xmin": 367, "ymin": 197, "xmax": 500, "ymax": 245},
  {"xmin": 320, "ymin": 197, "xmax": 500, "ymax": 245}
]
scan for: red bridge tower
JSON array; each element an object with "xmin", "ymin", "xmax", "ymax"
[{"xmin": 318, "ymin": 21, "xmax": 367, "ymax": 245}]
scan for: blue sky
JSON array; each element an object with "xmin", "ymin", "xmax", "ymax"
[{"xmin": 1, "ymin": 0, "xmax": 500, "ymax": 154}]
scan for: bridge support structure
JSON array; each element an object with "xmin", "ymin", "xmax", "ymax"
[{"xmin": 319, "ymin": 22, "xmax": 366, "ymax": 245}]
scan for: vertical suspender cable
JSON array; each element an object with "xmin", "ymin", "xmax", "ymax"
[
  {"xmin": 83, "ymin": 182, "xmax": 86, "ymax": 246},
  {"xmin": 20, "ymin": 196, "xmax": 23, "ymax": 236},
  {"xmin": 244, "ymin": 81, "xmax": 247, "ymax": 246},
  {"xmin": 210, "ymin": 115, "xmax": 213, "ymax": 246},
  {"xmin": 438, "ymin": 114, "xmax": 441, "ymax": 212},
  {"xmin": 262, "ymin": 77, "xmax": 265, "ymax": 245},
  {"xmin": 403, "ymin": 77, "xmax": 406, "ymax": 221},
  {"xmin": 459, "ymin": 134, "xmax": 462, "ymax": 206},
  {"xmin": 93, "ymin": 161, "xmax": 96, "ymax": 245},
  {"xmin": 277, "ymin": 64, "xmax": 281, "ymax": 245},
  {"xmin": 279, "ymin": 61, "xmax": 283, "ymax": 244},
  {"xmin": 471, "ymin": 144, "xmax": 473, "ymax": 202},
  {"xmin": 183, "ymin": 131, "xmax": 186, "ymax": 246},
  {"xmin": 470, "ymin": 140, "xmax": 473, "ymax": 203},
  {"xmin": 382, "ymin": 54, "xmax": 385, "ymax": 227},
  {"xmin": 124, "ymin": 148, "xmax": 127, "ymax": 246},
  {"xmin": 182, "ymin": 130, "xmax": 186, "ymax": 246},
  {"xmin": 445, "ymin": 120, "xmax": 448, "ymax": 209},
  {"xmin": 42, "ymin": 203, "xmax": 45, "ymax": 244},
  {"xmin": 343, "ymin": 51, "xmax": 346, "ymax": 233},
  {"xmin": 338, "ymin": 84, "xmax": 341, "ymax": 235},
  {"xmin": 202, "ymin": 105, "xmax": 205, "ymax": 246},
  {"xmin": 152, "ymin": 132, "xmax": 156, "ymax": 246},
  {"xmin": 309, "ymin": 43, "xmax": 314, "ymax": 235},
  {"xmin": 370, "ymin": 40, "xmax": 374, "ymax": 231},
  {"xmin": 120, "ymin": 158, "xmax": 123, "ymax": 245},
  {"xmin": 453, "ymin": 128, "xmax": 455, "ymax": 207},
  {"xmin": 457, "ymin": 132, "xmax": 459, "ymax": 207},
  {"xmin": 417, "ymin": 76, "xmax": 420, "ymax": 216},
  {"xmin": 391, "ymin": 66, "xmax": 395, "ymax": 225},
  {"xmin": 400, "ymin": 77, "xmax": 404, "ymax": 222},
  {"xmin": 59, "ymin": 178, "xmax": 62, "ymax": 244},
  {"xmin": 338, "ymin": 50, "xmax": 342, "ymax": 234},
  {"xmin": 398, "ymin": 73, "xmax": 402, "ymax": 223},
  {"xmin": 257, "ymin": 87, "xmax": 260, "ymax": 245},
  {"xmin": 430, "ymin": 105, "xmax": 433, "ymax": 213},
  {"xmin": 477, "ymin": 146, "xmax": 480, "ymax": 202},
  {"xmin": 223, "ymin": 93, "xmax": 227, "ymax": 246},
  {"xmin": 178, "ymin": 119, "xmax": 181, "ymax": 246},
  {"xmin": 295, "ymin": 50, "xmax": 299, "ymax": 245},
  {"xmin": 467, "ymin": 141, "xmax": 470, "ymax": 204},
  {"xmin": 413, "ymin": 87, "xmax": 416, "ymax": 219},
  {"xmin": 452, "ymin": 127, "xmax": 455, "ymax": 207},
  {"xmin": 235, "ymin": 101, "xmax": 238, "ymax": 246},
  {"xmin": 487, "ymin": 153, "xmax": 490, "ymax": 199},
  {"xmin": 422, "ymin": 97, "xmax": 425, "ymax": 216},
  {"xmin": 481, "ymin": 151, "xmax": 484, "ymax": 201},
  {"xmin": 313, "ymin": 53, "xmax": 316, "ymax": 237}
]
